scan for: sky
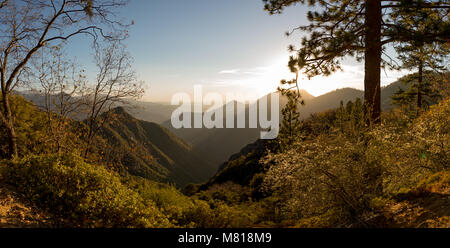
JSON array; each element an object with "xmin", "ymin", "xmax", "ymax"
[{"xmin": 67, "ymin": 0, "xmax": 408, "ymax": 103}]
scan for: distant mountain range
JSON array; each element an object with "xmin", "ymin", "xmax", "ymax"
[
  {"xmin": 121, "ymin": 101, "xmax": 179, "ymax": 124},
  {"xmin": 161, "ymin": 81, "xmax": 404, "ymax": 169},
  {"xmin": 17, "ymin": 92, "xmax": 179, "ymax": 124},
  {"xmin": 20, "ymin": 80, "xmax": 406, "ymax": 180}
]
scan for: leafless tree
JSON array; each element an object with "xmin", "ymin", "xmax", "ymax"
[
  {"xmin": 0, "ymin": 0, "xmax": 129, "ymax": 159},
  {"xmin": 34, "ymin": 45, "xmax": 87, "ymax": 153},
  {"xmin": 83, "ymin": 41, "xmax": 144, "ymax": 158}
]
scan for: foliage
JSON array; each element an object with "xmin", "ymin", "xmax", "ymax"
[
  {"xmin": 0, "ymin": 95, "xmax": 50, "ymax": 157},
  {"xmin": 2, "ymin": 153, "xmax": 170, "ymax": 228},
  {"xmin": 262, "ymin": 0, "xmax": 449, "ymax": 123},
  {"xmin": 261, "ymin": 136, "xmax": 383, "ymax": 227},
  {"xmin": 411, "ymin": 171, "xmax": 450, "ymax": 196},
  {"xmin": 0, "ymin": 95, "xmax": 85, "ymax": 159},
  {"xmin": 182, "ymin": 183, "xmax": 260, "ymax": 228},
  {"xmin": 256, "ymin": 97, "xmax": 450, "ymax": 227},
  {"xmin": 89, "ymin": 107, "xmax": 214, "ymax": 186},
  {"xmin": 334, "ymin": 98, "xmax": 365, "ymax": 136},
  {"xmin": 391, "ymin": 72, "xmax": 445, "ymax": 113},
  {"xmin": 196, "ymin": 94, "xmax": 450, "ymax": 227},
  {"xmin": 0, "ymin": 0, "xmax": 130, "ymax": 158},
  {"xmin": 124, "ymin": 176, "xmax": 194, "ymax": 226},
  {"xmin": 2, "ymin": 75, "xmax": 448, "ymax": 228}
]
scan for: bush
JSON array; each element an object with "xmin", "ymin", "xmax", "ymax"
[
  {"xmin": 261, "ymin": 135, "xmax": 383, "ymax": 227},
  {"xmin": 372, "ymin": 98, "xmax": 450, "ymax": 194},
  {"xmin": 2, "ymin": 153, "xmax": 169, "ymax": 227},
  {"xmin": 182, "ymin": 183, "xmax": 260, "ymax": 228},
  {"xmin": 124, "ymin": 177, "xmax": 194, "ymax": 226},
  {"xmin": 0, "ymin": 95, "xmax": 48, "ymax": 157},
  {"xmin": 179, "ymin": 199, "xmax": 258, "ymax": 228},
  {"xmin": 409, "ymin": 171, "xmax": 450, "ymax": 196},
  {"xmin": 256, "ymin": 98, "xmax": 450, "ymax": 227}
]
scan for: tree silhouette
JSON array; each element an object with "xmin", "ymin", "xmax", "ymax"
[
  {"xmin": 0, "ymin": 0, "xmax": 130, "ymax": 159},
  {"xmin": 391, "ymin": 72, "xmax": 443, "ymax": 113},
  {"xmin": 391, "ymin": 6, "xmax": 449, "ymax": 114},
  {"xmin": 278, "ymin": 55, "xmax": 305, "ymax": 149},
  {"xmin": 263, "ymin": 0, "xmax": 449, "ymax": 125}
]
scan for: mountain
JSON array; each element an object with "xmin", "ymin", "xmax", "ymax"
[
  {"xmin": 22, "ymin": 81, "xmax": 405, "ymax": 175},
  {"xmin": 380, "ymin": 80, "xmax": 406, "ymax": 110},
  {"xmin": 194, "ymin": 139, "xmax": 272, "ymax": 193},
  {"xmin": 162, "ymin": 81, "xmax": 407, "ymax": 169},
  {"xmin": 122, "ymin": 100, "xmax": 179, "ymax": 124},
  {"xmin": 298, "ymin": 88, "xmax": 364, "ymax": 118},
  {"xmin": 19, "ymin": 92, "xmax": 177, "ymax": 124},
  {"xmin": 196, "ymin": 84, "xmax": 423, "ymax": 188},
  {"xmin": 298, "ymin": 81, "xmax": 408, "ymax": 117},
  {"xmin": 92, "ymin": 107, "xmax": 215, "ymax": 187},
  {"xmin": 162, "ymin": 101, "xmax": 264, "ymax": 168},
  {"xmin": 298, "ymin": 89, "xmax": 316, "ymax": 101}
]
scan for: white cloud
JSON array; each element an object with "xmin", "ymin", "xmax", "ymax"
[{"xmin": 218, "ymin": 69, "xmax": 240, "ymax": 74}]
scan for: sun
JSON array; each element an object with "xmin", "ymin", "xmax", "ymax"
[{"xmin": 252, "ymin": 55, "xmax": 293, "ymax": 96}]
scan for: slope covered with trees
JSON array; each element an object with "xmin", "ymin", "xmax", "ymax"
[
  {"xmin": 92, "ymin": 107, "xmax": 215, "ymax": 186},
  {"xmin": 191, "ymin": 94, "xmax": 449, "ymax": 227},
  {"xmin": 164, "ymin": 81, "xmax": 418, "ymax": 168},
  {"xmin": 0, "ymin": 0, "xmax": 448, "ymax": 229},
  {"xmin": 1, "ymin": 76, "xmax": 448, "ymax": 228}
]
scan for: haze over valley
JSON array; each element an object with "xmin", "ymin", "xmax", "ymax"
[{"xmin": 0, "ymin": 0, "xmax": 448, "ymax": 229}]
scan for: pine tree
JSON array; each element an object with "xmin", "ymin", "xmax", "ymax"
[
  {"xmin": 351, "ymin": 98, "xmax": 365, "ymax": 128},
  {"xmin": 334, "ymin": 98, "xmax": 364, "ymax": 135},
  {"xmin": 278, "ymin": 58, "xmax": 305, "ymax": 149},
  {"xmin": 391, "ymin": 71, "xmax": 443, "ymax": 113},
  {"xmin": 335, "ymin": 100, "xmax": 346, "ymax": 132},
  {"xmin": 279, "ymin": 89, "xmax": 303, "ymax": 148},
  {"xmin": 390, "ymin": 6, "xmax": 449, "ymax": 115},
  {"xmin": 263, "ymin": 0, "xmax": 449, "ymax": 125}
]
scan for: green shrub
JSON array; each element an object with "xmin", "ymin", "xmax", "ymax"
[
  {"xmin": 179, "ymin": 199, "xmax": 258, "ymax": 228},
  {"xmin": 2, "ymin": 153, "xmax": 169, "ymax": 228},
  {"xmin": 0, "ymin": 95, "xmax": 48, "ymax": 157},
  {"xmin": 260, "ymin": 135, "xmax": 384, "ymax": 227},
  {"xmin": 372, "ymin": 98, "xmax": 450, "ymax": 194},
  {"xmin": 124, "ymin": 177, "xmax": 194, "ymax": 226}
]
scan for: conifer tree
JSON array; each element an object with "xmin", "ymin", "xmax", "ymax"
[
  {"xmin": 263, "ymin": 0, "xmax": 449, "ymax": 125},
  {"xmin": 390, "ymin": 6, "xmax": 449, "ymax": 114},
  {"xmin": 278, "ymin": 57, "xmax": 305, "ymax": 148},
  {"xmin": 391, "ymin": 71, "xmax": 443, "ymax": 113},
  {"xmin": 279, "ymin": 89, "xmax": 303, "ymax": 148}
]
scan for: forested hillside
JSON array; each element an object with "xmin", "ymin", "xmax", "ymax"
[
  {"xmin": 93, "ymin": 107, "xmax": 215, "ymax": 186},
  {"xmin": 0, "ymin": 0, "xmax": 448, "ymax": 229},
  {"xmin": 163, "ymin": 81, "xmax": 415, "ymax": 168},
  {"xmin": 187, "ymin": 96, "xmax": 449, "ymax": 228},
  {"xmin": 1, "ymin": 79, "xmax": 449, "ymax": 228}
]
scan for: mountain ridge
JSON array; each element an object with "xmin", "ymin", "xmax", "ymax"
[
  {"xmin": 92, "ymin": 107, "xmax": 215, "ymax": 187},
  {"xmin": 161, "ymin": 81, "xmax": 404, "ymax": 169}
]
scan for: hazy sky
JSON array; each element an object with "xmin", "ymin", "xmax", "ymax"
[{"xmin": 68, "ymin": 0, "xmax": 408, "ymax": 103}]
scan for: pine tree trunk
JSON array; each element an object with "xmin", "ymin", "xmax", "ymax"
[
  {"xmin": 363, "ymin": 0, "xmax": 383, "ymax": 198},
  {"xmin": 1, "ymin": 94, "xmax": 18, "ymax": 159},
  {"xmin": 417, "ymin": 62, "xmax": 423, "ymax": 114},
  {"xmin": 364, "ymin": 0, "xmax": 382, "ymax": 125}
]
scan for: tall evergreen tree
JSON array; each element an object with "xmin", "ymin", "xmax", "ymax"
[
  {"xmin": 278, "ymin": 57, "xmax": 305, "ymax": 149},
  {"xmin": 279, "ymin": 87, "xmax": 303, "ymax": 148},
  {"xmin": 391, "ymin": 6, "xmax": 449, "ymax": 114},
  {"xmin": 263, "ymin": 0, "xmax": 449, "ymax": 125},
  {"xmin": 391, "ymin": 71, "xmax": 443, "ymax": 113}
]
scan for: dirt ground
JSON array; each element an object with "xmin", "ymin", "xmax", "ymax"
[{"xmin": 0, "ymin": 182, "xmax": 54, "ymax": 228}]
